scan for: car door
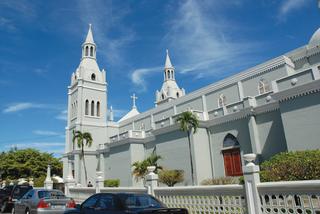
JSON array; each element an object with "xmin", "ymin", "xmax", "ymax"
[
  {"xmin": 79, "ymin": 194, "xmax": 100, "ymax": 214},
  {"xmin": 95, "ymin": 194, "xmax": 124, "ymax": 214},
  {"xmin": 15, "ymin": 190, "xmax": 34, "ymax": 213}
]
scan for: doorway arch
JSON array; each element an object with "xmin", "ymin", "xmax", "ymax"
[{"xmin": 222, "ymin": 134, "xmax": 243, "ymax": 176}]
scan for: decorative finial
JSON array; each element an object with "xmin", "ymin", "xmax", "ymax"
[
  {"xmin": 131, "ymin": 93, "xmax": 138, "ymax": 109},
  {"xmin": 89, "ymin": 23, "xmax": 92, "ymax": 28},
  {"xmin": 166, "ymin": 49, "xmax": 169, "ymax": 54},
  {"xmin": 109, "ymin": 106, "xmax": 114, "ymax": 121}
]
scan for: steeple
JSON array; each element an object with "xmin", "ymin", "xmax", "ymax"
[
  {"xmin": 82, "ymin": 24, "xmax": 96, "ymax": 60},
  {"xmin": 155, "ymin": 50, "xmax": 185, "ymax": 106},
  {"xmin": 164, "ymin": 49, "xmax": 175, "ymax": 81},
  {"xmin": 165, "ymin": 49, "xmax": 173, "ymax": 69},
  {"xmin": 85, "ymin": 24, "xmax": 95, "ymax": 44}
]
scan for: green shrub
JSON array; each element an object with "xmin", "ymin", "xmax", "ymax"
[
  {"xmin": 104, "ymin": 179, "xmax": 120, "ymax": 187},
  {"xmin": 34, "ymin": 176, "xmax": 46, "ymax": 187},
  {"xmin": 159, "ymin": 169, "xmax": 184, "ymax": 187},
  {"xmin": 260, "ymin": 150, "xmax": 320, "ymax": 182},
  {"xmin": 201, "ymin": 177, "xmax": 240, "ymax": 185}
]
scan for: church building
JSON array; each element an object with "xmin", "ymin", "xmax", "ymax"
[{"xmin": 63, "ymin": 24, "xmax": 320, "ymax": 187}]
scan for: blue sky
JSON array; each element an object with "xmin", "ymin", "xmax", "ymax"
[{"xmin": 0, "ymin": 0, "xmax": 319, "ymax": 156}]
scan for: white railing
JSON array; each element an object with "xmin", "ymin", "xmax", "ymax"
[
  {"xmin": 154, "ymin": 185, "xmax": 246, "ymax": 214},
  {"xmin": 65, "ymin": 154, "xmax": 320, "ymax": 214},
  {"xmin": 69, "ymin": 187, "xmax": 96, "ymax": 203},
  {"xmin": 68, "ymin": 187, "xmax": 147, "ymax": 203},
  {"xmin": 258, "ymin": 180, "xmax": 320, "ymax": 214}
]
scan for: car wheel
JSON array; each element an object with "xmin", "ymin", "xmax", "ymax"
[
  {"xmin": 11, "ymin": 207, "xmax": 15, "ymax": 214},
  {"xmin": 25, "ymin": 208, "xmax": 30, "ymax": 214},
  {"xmin": 0, "ymin": 202, "xmax": 7, "ymax": 213}
]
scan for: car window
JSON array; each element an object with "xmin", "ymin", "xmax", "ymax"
[
  {"xmin": 82, "ymin": 194, "xmax": 100, "ymax": 209},
  {"xmin": 13, "ymin": 186, "xmax": 32, "ymax": 199},
  {"xmin": 97, "ymin": 194, "xmax": 118, "ymax": 210},
  {"xmin": 23, "ymin": 190, "xmax": 34, "ymax": 199},
  {"xmin": 38, "ymin": 190, "xmax": 66, "ymax": 199},
  {"xmin": 120, "ymin": 194, "xmax": 163, "ymax": 209}
]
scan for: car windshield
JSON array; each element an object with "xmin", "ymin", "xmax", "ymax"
[
  {"xmin": 118, "ymin": 194, "xmax": 163, "ymax": 209},
  {"xmin": 38, "ymin": 190, "xmax": 66, "ymax": 199}
]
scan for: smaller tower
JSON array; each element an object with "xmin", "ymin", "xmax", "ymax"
[{"xmin": 155, "ymin": 50, "xmax": 185, "ymax": 106}]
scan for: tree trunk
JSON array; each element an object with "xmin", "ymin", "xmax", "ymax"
[
  {"xmin": 187, "ymin": 130, "xmax": 195, "ymax": 185},
  {"xmin": 81, "ymin": 145, "xmax": 88, "ymax": 186}
]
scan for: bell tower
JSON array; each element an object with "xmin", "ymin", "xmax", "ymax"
[{"xmin": 64, "ymin": 24, "xmax": 108, "ymax": 186}]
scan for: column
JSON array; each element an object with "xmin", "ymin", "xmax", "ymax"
[
  {"xmin": 243, "ymin": 154, "xmax": 262, "ymax": 214},
  {"xmin": 145, "ymin": 166, "xmax": 158, "ymax": 196},
  {"xmin": 248, "ymin": 115, "xmax": 261, "ymax": 154},
  {"xmin": 201, "ymin": 95, "xmax": 209, "ymax": 120}
]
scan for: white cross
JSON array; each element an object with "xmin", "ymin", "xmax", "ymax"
[{"xmin": 131, "ymin": 93, "xmax": 138, "ymax": 108}]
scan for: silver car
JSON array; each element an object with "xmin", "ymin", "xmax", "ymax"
[{"xmin": 13, "ymin": 189, "xmax": 76, "ymax": 214}]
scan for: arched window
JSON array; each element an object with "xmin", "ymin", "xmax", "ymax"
[
  {"xmin": 176, "ymin": 92, "xmax": 179, "ymax": 98},
  {"xmin": 96, "ymin": 101, "xmax": 100, "ymax": 117},
  {"xmin": 91, "ymin": 73, "xmax": 96, "ymax": 81},
  {"xmin": 222, "ymin": 134, "xmax": 242, "ymax": 176},
  {"xmin": 91, "ymin": 101, "xmax": 94, "ymax": 116},
  {"xmin": 85, "ymin": 46, "xmax": 89, "ymax": 56},
  {"xmin": 85, "ymin": 100, "xmax": 89, "ymax": 115},
  {"xmin": 218, "ymin": 94, "xmax": 227, "ymax": 107},
  {"xmin": 258, "ymin": 79, "xmax": 270, "ymax": 94},
  {"xmin": 90, "ymin": 46, "xmax": 93, "ymax": 56},
  {"xmin": 162, "ymin": 94, "xmax": 165, "ymax": 100}
]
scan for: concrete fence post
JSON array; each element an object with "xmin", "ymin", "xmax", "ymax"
[
  {"xmin": 96, "ymin": 171, "xmax": 104, "ymax": 193},
  {"xmin": 64, "ymin": 160, "xmax": 75, "ymax": 196},
  {"xmin": 44, "ymin": 164, "xmax": 53, "ymax": 190},
  {"xmin": 243, "ymin": 153, "xmax": 262, "ymax": 214},
  {"xmin": 145, "ymin": 166, "xmax": 158, "ymax": 196}
]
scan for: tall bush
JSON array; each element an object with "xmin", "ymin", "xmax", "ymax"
[
  {"xmin": 260, "ymin": 150, "xmax": 320, "ymax": 182},
  {"xmin": 159, "ymin": 169, "xmax": 184, "ymax": 187}
]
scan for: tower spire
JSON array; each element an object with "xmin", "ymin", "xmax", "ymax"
[
  {"xmin": 82, "ymin": 24, "xmax": 96, "ymax": 60},
  {"xmin": 165, "ymin": 49, "xmax": 173, "ymax": 68},
  {"xmin": 85, "ymin": 23, "xmax": 95, "ymax": 44}
]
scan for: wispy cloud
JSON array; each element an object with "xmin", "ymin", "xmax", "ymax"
[
  {"xmin": 2, "ymin": 102, "xmax": 45, "ymax": 113},
  {"xmin": 55, "ymin": 110, "xmax": 67, "ymax": 121},
  {"xmin": 76, "ymin": 0, "xmax": 135, "ymax": 64},
  {"xmin": 130, "ymin": 0, "xmax": 260, "ymax": 91},
  {"xmin": 277, "ymin": 0, "xmax": 311, "ymax": 21},
  {"xmin": 6, "ymin": 142, "xmax": 65, "ymax": 155},
  {"xmin": 33, "ymin": 68, "xmax": 48, "ymax": 76},
  {"xmin": 0, "ymin": 17, "xmax": 17, "ymax": 32},
  {"xmin": 131, "ymin": 67, "xmax": 161, "ymax": 91},
  {"xmin": 164, "ymin": 0, "xmax": 259, "ymax": 77},
  {"xmin": 33, "ymin": 130, "xmax": 62, "ymax": 136}
]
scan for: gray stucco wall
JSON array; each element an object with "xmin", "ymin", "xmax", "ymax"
[
  {"xmin": 256, "ymin": 110, "xmax": 287, "ymax": 161},
  {"xmin": 279, "ymin": 92, "xmax": 320, "ymax": 151},
  {"xmin": 242, "ymin": 67, "xmax": 288, "ymax": 97},
  {"xmin": 105, "ymin": 144, "xmax": 132, "ymax": 186},
  {"xmin": 146, "ymin": 131, "xmax": 192, "ymax": 186},
  {"xmin": 209, "ymin": 119, "xmax": 252, "ymax": 178}
]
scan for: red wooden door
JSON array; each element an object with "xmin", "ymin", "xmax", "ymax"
[{"xmin": 223, "ymin": 148, "xmax": 243, "ymax": 176}]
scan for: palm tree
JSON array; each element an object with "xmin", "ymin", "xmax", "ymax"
[
  {"xmin": 176, "ymin": 111, "xmax": 199, "ymax": 185},
  {"xmin": 132, "ymin": 153, "xmax": 163, "ymax": 181},
  {"xmin": 72, "ymin": 130, "xmax": 93, "ymax": 185}
]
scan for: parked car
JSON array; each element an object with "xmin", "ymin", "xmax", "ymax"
[
  {"xmin": 0, "ymin": 185, "xmax": 33, "ymax": 213},
  {"xmin": 13, "ymin": 189, "xmax": 76, "ymax": 214},
  {"xmin": 64, "ymin": 193, "xmax": 188, "ymax": 214}
]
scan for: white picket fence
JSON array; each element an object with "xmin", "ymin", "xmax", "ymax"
[{"xmin": 66, "ymin": 154, "xmax": 320, "ymax": 214}]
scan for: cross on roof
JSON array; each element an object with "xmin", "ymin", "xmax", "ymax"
[{"xmin": 131, "ymin": 93, "xmax": 138, "ymax": 109}]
